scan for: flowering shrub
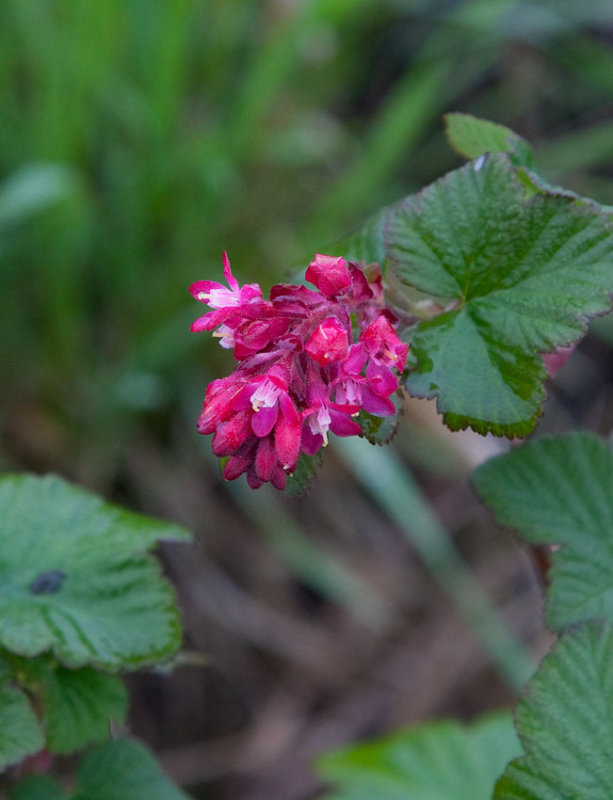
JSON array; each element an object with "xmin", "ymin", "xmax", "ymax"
[
  {"xmin": 5, "ymin": 114, "xmax": 613, "ymax": 799},
  {"xmin": 190, "ymin": 252, "xmax": 408, "ymax": 489},
  {"xmin": 184, "ymin": 115, "xmax": 613, "ymax": 800}
]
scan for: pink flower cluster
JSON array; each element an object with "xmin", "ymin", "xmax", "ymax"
[{"xmin": 190, "ymin": 253, "xmax": 408, "ymax": 489}]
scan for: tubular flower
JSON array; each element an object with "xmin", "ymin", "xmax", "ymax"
[{"xmin": 191, "ymin": 252, "xmax": 408, "ymax": 489}]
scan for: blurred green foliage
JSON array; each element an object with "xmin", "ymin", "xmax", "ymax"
[{"xmin": 2, "ymin": 0, "xmax": 613, "ymax": 477}]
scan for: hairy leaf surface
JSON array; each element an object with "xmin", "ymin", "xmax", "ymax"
[
  {"xmin": 0, "ymin": 474, "xmax": 190, "ymax": 670},
  {"xmin": 473, "ymin": 432, "xmax": 613, "ymax": 629},
  {"xmin": 494, "ymin": 622, "xmax": 613, "ymax": 799},
  {"xmin": 73, "ymin": 737, "xmax": 191, "ymax": 800},
  {"xmin": 387, "ymin": 155, "xmax": 613, "ymax": 435},
  {"xmin": 318, "ymin": 712, "xmax": 520, "ymax": 800},
  {"xmin": 0, "ymin": 683, "xmax": 45, "ymax": 771},
  {"xmin": 39, "ymin": 662, "xmax": 128, "ymax": 753}
]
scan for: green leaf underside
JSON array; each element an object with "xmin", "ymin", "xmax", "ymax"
[
  {"xmin": 318, "ymin": 712, "xmax": 520, "ymax": 800},
  {"xmin": 0, "ymin": 474, "xmax": 190, "ymax": 671},
  {"xmin": 473, "ymin": 432, "xmax": 613, "ymax": 631},
  {"xmin": 444, "ymin": 113, "xmax": 534, "ymax": 167},
  {"xmin": 9, "ymin": 775, "xmax": 66, "ymax": 800},
  {"xmin": 0, "ymin": 683, "xmax": 45, "ymax": 771},
  {"xmin": 72, "ymin": 737, "xmax": 191, "ymax": 800},
  {"xmin": 494, "ymin": 621, "xmax": 613, "ymax": 799},
  {"xmin": 387, "ymin": 154, "xmax": 613, "ymax": 435},
  {"xmin": 40, "ymin": 662, "xmax": 128, "ymax": 754}
]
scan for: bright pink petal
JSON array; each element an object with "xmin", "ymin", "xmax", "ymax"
[
  {"xmin": 362, "ymin": 384, "xmax": 396, "ymax": 417},
  {"xmin": 255, "ymin": 437, "xmax": 276, "ymax": 481},
  {"xmin": 275, "ymin": 415, "xmax": 302, "ymax": 472},
  {"xmin": 247, "ymin": 468, "xmax": 263, "ymax": 490},
  {"xmin": 328, "ymin": 400, "xmax": 361, "ymax": 415},
  {"xmin": 306, "ymin": 317, "xmax": 349, "ymax": 366},
  {"xmin": 270, "ymin": 283, "xmax": 323, "ymax": 308},
  {"xmin": 329, "ymin": 409, "xmax": 362, "ymax": 437},
  {"xmin": 360, "ymin": 315, "xmax": 409, "ymax": 370},
  {"xmin": 228, "ymin": 383, "xmax": 253, "ymax": 411},
  {"xmin": 235, "ymin": 317, "xmax": 291, "ymax": 355},
  {"xmin": 190, "ymin": 279, "xmax": 225, "ymax": 300},
  {"xmin": 198, "ymin": 376, "xmax": 241, "ymax": 433},
  {"xmin": 348, "ymin": 264, "xmax": 374, "ymax": 303},
  {"xmin": 271, "ymin": 466, "xmax": 287, "ymax": 490},
  {"xmin": 301, "ymin": 426, "xmax": 323, "ymax": 456},
  {"xmin": 222, "ymin": 251, "xmax": 238, "ymax": 291},
  {"xmin": 360, "ymin": 384, "xmax": 396, "ymax": 416},
  {"xmin": 238, "ymin": 284, "xmax": 264, "ymax": 303},
  {"xmin": 251, "ymin": 404, "xmax": 278, "ymax": 438},
  {"xmin": 190, "ymin": 310, "xmax": 223, "ymax": 332},
  {"xmin": 211, "ymin": 410, "xmax": 252, "ymax": 455},
  {"xmin": 366, "ymin": 362, "xmax": 398, "ymax": 396},
  {"xmin": 279, "ymin": 392, "xmax": 301, "ymax": 427},
  {"xmin": 342, "ymin": 343, "xmax": 367, "ymax": 375},
  {"xmin": 305, "ymin": 254, "xmax": 352, "ymax": 298},
  {"xmin": 224, "ymin": 454, "xmax": 252, "ymax": 480}
]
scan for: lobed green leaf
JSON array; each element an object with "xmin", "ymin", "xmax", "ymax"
[
  {"xmin": 494, "ymin": 621, "xmax": 613, "ymax": 799},
  {"xmin": 444, "ymin": 113, "xmax": 534, "ymax": 166},
  {"xmin": 35, "ymin": 661, "xmax": 128, "ymax": 754},
  {"xmin": 386, "ymin": 154, "xmax": 613, "ymax": 436},
  {"xmin": 357, "ymin": 390, "xmax": 403, "ymax": 446},
  {"xmin": 72, "ymin": 737, "xmax": 191, "ymax": 800},
  {"xmin": 473, "ymin": 432, "xmax": 613, "ymax": 630},
  {"xmin": 284, "ymin": 450, "xmax": 324, "ymax": 498},
  {"xmin": 0, "ymin": 683, "xmax": 45, "ymax": 771},
  {"xmin": 318, "ymin": 712, "xmax": 520, "ymax": 800},
  {"xmin": 8, "ymin": 738, "xmax": 192, "ymax": 800},
  {"xmin": 0, "ymin": 474, "xmax": 191, "ymax": 671}
]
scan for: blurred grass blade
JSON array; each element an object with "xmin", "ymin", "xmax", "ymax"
[
  {"xmin": 227, "ymin": 0, "xmax": 381, "ymax": 156},
  {"xmin": 308, "ymin": 61, "xmax": 449, "ymax": 233},
  {"xmin": 0, "ymin": 163, "xmax": 79, "ymax": 231},
  {"xmin": 307, "ymin": 0, "xmax": 523, "ymax": 236},
  {"xmin": 225, "ymin": 477, "xmax": 392, "ymax": 629},
  {"xmin": 536, "ymin": 119, "xmax": 613, "ymax": 174},
  {"xmin": 333, "ymin": 436, "xmax": 534, "ymax": 689}
]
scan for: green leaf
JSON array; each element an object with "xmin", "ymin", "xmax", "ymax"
[
  {"xmin": 0, "ymin": 683, "xmax": 45, "ymax": 771},
  {"xmin": 358, "ymin": 390, "xmax": 403, "ymax": 446},
  {"xmin": 387, "ymin": 154, "xmax": 613, "ymax": 435},
  {"xmin": 0, "ymin": 653, "xmax": 14, "ymax": 683},
  {"xmin": 444, "ymin": 113, "xmax": 534, "ymax": 167},
  {"xmin": 72, "ymin": 737, "xmax": 191, "ymax": 800},
  {"xmin": 0, "ymin": 474, "xmax": 190, "ymax": 671},
  {"xmin": 473, "ymin": 432, "xmax": 613, "ymax": 630},
  {"xmin": 318, "ymin": 712, "xmax": 520, "ymax": 800},
  {"xmin": 39, "ymin": 662, "xmax": 128, "ymax": 754},
  {"xmin": 494, "ymin": 621, "xmax": 613, "ymax": 799},
  {"xmin": 284, "ymin": 450, "xmax": 323, "ymax": 498},
  {"xmin": 9, "ymin": 775, "xmax": 66, "ymax": 800}
]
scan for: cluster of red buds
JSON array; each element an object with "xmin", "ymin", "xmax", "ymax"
[{"xmin": 190, "ymin": 253, "xmax": 409, "ymax": 489}]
